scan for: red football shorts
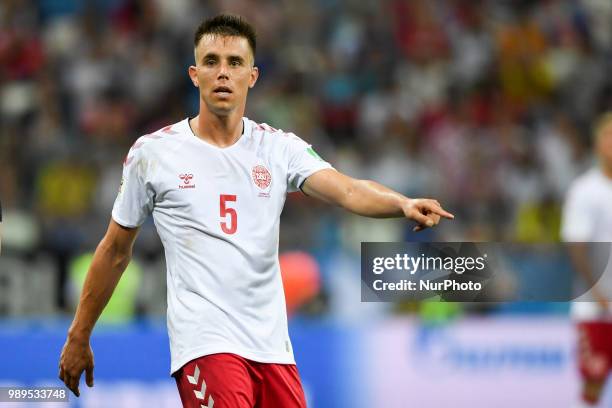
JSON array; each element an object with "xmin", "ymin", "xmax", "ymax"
[
  {"xmin": 173, "ymin": 353, "xmax": 307, "ymax": 408},
  {"xmin": 577, "ymin": 321, "xmax": 612, "ymax": 382}
]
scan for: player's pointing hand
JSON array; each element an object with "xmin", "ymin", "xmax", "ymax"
[{"xmin": 402, "ymin": 198, "xmax": 454, "ymax": 232}]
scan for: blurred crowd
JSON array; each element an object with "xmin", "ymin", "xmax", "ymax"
[{"xmin": 1, "ymin": 0, "xmax": 612, "ymax": 315}]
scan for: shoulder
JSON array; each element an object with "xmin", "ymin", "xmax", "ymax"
[
  {"xmin": 563, "ymin": 169, "xmax": 601, "ymax": 213},
  {"xmin": 248, "ymin": 118, "xmax": 300, "ymax": 141},
  {"xmin": 139, "ymin": 119, "xmax": 187, "ymax": 149},
  {"xmin": 567, "ymin": 168, "xmax": 601, "ymax": 197},
  {"xmin": 247, "ymin": 118, "xmax": 307, "ymax": 148},
  {"xmin": 249, "ymin": 118, "xmax": 283, "ymax": 135},
  {"xmin": 124, "ymin": 119, "xmax": 187, "ymax": 164}
]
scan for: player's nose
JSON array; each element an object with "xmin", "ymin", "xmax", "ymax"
[{"xmin": 217, "ymin": 62, "xmax": 230, "ymax": 79}]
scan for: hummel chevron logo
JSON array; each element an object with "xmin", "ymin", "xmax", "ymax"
[
  {"xmin": 187, "ymin": 365, "xmax": 199, "ymax": 385},
  {"xmin": 187, "ymin": 364, "xmax": 214, "ymax": 408},
  {"xmin": 193, "ymin": 379, "xmax": 207, "ymax": 400},
  {"xmin": 200, "ymin": 395, "xmax": 214, "ymax": 408}
]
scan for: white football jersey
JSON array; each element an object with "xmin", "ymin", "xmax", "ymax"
[
  {"xmin": 112, "ymin": 117, "xmax": 332, "ymax": 373},
  {"xmin": 561, "ymin": 168, "xmax": 612, "ymax": 318}
]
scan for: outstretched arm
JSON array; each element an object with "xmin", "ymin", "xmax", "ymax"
[
  {"xmin": 302, "ymin": 169, "xmax": 453, "ymax": 231},
  {"xmin": 59, "ymin": 219, "xmax": 139, "ymax": 396}
]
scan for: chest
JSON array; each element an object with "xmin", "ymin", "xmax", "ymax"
[{"xmin": 151, "ymin": 146, "xmax": 286, "ymax": 229}]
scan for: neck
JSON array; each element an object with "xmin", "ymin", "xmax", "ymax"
[{"xmin": 191, "ymin": 105, "xmax": 244, "ymax": 147}]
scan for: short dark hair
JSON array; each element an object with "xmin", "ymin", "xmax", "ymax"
[{"xmin": 194, "ymin": 14, "xmax": 257, "ymax": 58}]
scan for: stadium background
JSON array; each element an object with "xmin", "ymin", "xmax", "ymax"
[{"xmin": 1, "ymin": 0, "xmax": 611, "ymax": 406}]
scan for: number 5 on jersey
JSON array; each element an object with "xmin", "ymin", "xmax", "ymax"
[{"xmin": 220, "ymin": 194, "xmax": 237, "ymax": 234}]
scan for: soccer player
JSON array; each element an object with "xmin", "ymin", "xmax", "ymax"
[
  {"xmin": 562, "ymin": 112, "xmax": 612, "ymax": 407},
  {"xmin": 58, "ymin": 14, "xmax": 454, "ymax": 407}
]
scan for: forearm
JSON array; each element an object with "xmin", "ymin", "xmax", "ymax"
[
  {"xmin": 339, "ymin": 179, "xmax": 407, "ymax": 218},
  {"xmin": 67, "ymin": 238, "xmax": 131, "ymax": 341},
  {"xmin": 303, "ymin": 169, "xmax": 452, "ymax": 226}
]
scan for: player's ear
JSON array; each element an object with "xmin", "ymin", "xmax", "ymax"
[
  {"xmin": 249, "ymin": 66, "xmax": 259, "ymax": 89},
  {"xmin": 188, "ymin": 65, "xmax": 199, "ymax": 88}
]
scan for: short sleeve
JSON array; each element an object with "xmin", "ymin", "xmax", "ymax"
[
  {"xmin": 112, "ymin": 141, "xmax": 155, "ymax": 228},
  {"xmin": 285, "ymin": 133, "xmax": 333, "ymax": 192},
  {"xmin": 561, "ymin": 182, "xmax": 594, "ymax": 242}
]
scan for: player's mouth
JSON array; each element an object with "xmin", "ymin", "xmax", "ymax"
[{"xmin": 213, "ymin": 86, "xmax": 233, "ymax": 97}]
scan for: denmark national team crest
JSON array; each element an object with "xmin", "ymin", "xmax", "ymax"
[{"xmin": 252, "ymin": 165, "xmax": 272, "ymax": 190}]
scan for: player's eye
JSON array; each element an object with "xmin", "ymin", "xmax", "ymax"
[
  {"xmin": 230, "ymin": 59, "xmax": 242, "ymax": 66},
  {"xmin": 204, "ymin": 59, "xmax": 216, "ymax": 66}
]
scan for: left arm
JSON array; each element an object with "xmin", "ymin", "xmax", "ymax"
[{"xmin": 302, "ymin": 169, "xmax": 454, "ymax": 231}]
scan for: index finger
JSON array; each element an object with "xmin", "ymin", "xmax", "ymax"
[
  {"xmin": 424, "ymin": 202, "xmax": 454, "ymax": 219},
  {"xmin": 67, "ymin": 373, "xmax": 81, "ymax": 397},
  {"xmin": 61, "ymin": 373, "xmax": 74, "ymax": 396}
]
